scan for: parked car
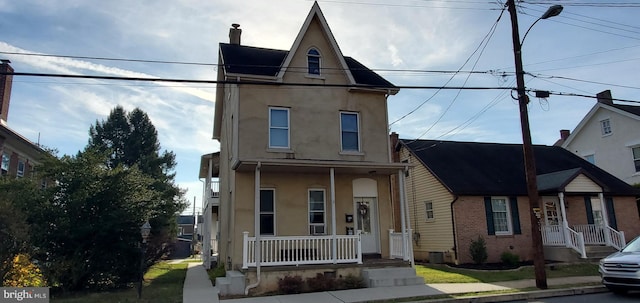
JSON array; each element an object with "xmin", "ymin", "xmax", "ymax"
[{"xmin": 599, "ymin": 236, "xmax": 640, "ymax": 294}]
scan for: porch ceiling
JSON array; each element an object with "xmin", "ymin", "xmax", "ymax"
[{"xmin": 233, "ymin": 159, "xmax": 411, "ymax": 175}]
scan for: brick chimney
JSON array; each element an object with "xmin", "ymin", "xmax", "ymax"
[
  {"xmin": 390, "ymin": 132, "xmax": 400, "ymax": 162},
  {"xmin": 0, "ymin": 60, "xmax": 13, "ymax": 122},
  {"xmin": 560, "ymin": 129, "xmax": 570, "ymax": 140},
  {"xmin": 596, "ymin": 90, "xmax": 613, "ymax": 105},
  {"xmin": 229, "ymin": 24, "xmax": 241, "ymax": 45}
]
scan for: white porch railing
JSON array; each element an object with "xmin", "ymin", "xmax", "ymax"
[
  {"xmin": 541, "ymin": 225, "xmax": 565, "ymax": 246},
  {"xmin": 566, "ymin": 228, "xmax": 587, "ymax": 259},
  {"xmin": 573, "ymin": 224, "xmax": 605, "ymax": 245},
  {"xmin": 242, "ymin": 232, "xmax": 362, "ymax": 268},
  {"xmin": 211, "ymin": 238, "xmax": 219, "ymax": 255},
  {"xmin": 542, "ymin": 225, "xmax": 586, "ymax": 258},
  {"xmin": 606, "ymin": 226, "xmax": 625, "ymax": 250},
  {"xmin": 389, "ymin": 230, "xmax": 404, "ymax": 259}
]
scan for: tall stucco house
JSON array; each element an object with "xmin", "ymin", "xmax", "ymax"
[
  {"xmin": 205, "ymin": 2, "xmax": 417, "ymax": 296},
  {"xmin": 560, "ymin": 90, "xmax": 640, "ymax": 186}
]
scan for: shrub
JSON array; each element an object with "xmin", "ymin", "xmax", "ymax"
[
  {"xmin": 469, "ymin": 236, "xmax": 488, "ymax": 265},
  {"xmin": 336, "ymin": 274, "xmax": 365, "ymax": 290},
  {"xmin": 500, "ymin": 251, "xmax": 520, "ymax": 267},
  {"xmin": 306, "ymin": 273, "xmax": 336, "ymax": 292},
  {"xmin": 2, "ymin": 254, "xmax": 46, "ymax": 287},
  {"xmin": 278, "ymin": 275, "xmax": 304, "ymax": 294}
]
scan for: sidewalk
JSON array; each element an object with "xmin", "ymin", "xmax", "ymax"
[{"xmin": 182, "ymin": 263, "xmax": 606, "ymax": 303}]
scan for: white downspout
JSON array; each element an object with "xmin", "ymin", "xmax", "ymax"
[
  {"xmin": 245, "ymin": 162, "xmax": 261, "ymax": 295},
  {"xmin": 331, "ymin": 168, "xmax": 337, "ymax": 264}
]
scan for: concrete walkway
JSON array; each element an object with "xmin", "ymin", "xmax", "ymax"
[{"xmin": 182, "ymin": 263, "xmax": 604, "ymax": 303}]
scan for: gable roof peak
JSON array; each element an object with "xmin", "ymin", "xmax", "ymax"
[{"xmin": 277, "ymin": 1, "xmax": 355, "ymax": 84}]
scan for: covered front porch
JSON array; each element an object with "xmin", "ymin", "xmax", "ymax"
[{"xmin": 537, "ymin": 169, "xmax": 626, "ymax": 260}]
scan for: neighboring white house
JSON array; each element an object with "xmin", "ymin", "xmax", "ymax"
[{"xmin": 560, "ymin": 90, "xmax": 640, "ymax": 186}]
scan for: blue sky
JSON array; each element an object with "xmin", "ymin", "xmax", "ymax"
[{"xmin": 1, "ymin": 0, "xmax": 639, "ymax": 214}]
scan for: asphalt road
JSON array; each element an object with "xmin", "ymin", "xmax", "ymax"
[{"xmin": 506, "ymin": 291, "xmax": 640, "ymax": 302}]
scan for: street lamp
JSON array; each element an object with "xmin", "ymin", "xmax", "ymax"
[
  {"xmin": 506, "ymin": 0, "xmax": 563, "ymax": 290},
  {"xmin": 138, "ymin": 220, "xmax": 151, "ymax": 299}
]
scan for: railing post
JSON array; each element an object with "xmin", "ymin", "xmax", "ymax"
[
  {"xmin": 242, "ymin": 231, "xmax": 249, "ymax": 269},
  {"xmin": 388, "ymin": 229, "xmax": 394, "ymax": 260},
  {"xmin": 578, "ymin": 232, "xmax": 586, "ymax": 259},
  {"xmin": 357, "ymin": 231, "xmax": 363, "ymax": 264}
]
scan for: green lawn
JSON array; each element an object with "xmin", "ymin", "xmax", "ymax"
[
  {"xmin": 51, "ymin": 261, "xmax": 188, "ymax": 303},
  {"xmin": 417, "ymin": 263, "xmax": 599, "ymax": 283}
]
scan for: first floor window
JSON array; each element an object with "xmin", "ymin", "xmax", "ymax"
[
  {"xmin": 308, "ymin": 189, "xmax": 326, "ymax": 235},
  {"xmin": 491, "ymin": 197, "xmax": 512, "ymax": 235},
  {"xmin": 632, "ymin": 146, "xmax": 640, "ymax": 172},
  {"xmin": 425, "ymin": 201, "xmax": 434, "ymax": 221},
  {"xmin": 260, "ymin": 189, "xmax": 275, "ymax": 235},
  {"xmin": 1, "ymin": 153, "xmax": 9, "ymax": 175}
]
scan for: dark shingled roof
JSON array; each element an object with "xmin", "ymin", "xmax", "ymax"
[
  {"xmin": 610, "ymin": 103, "xmax": 640, "ymax": 117},
  {"xmin": 219, "ymin": 43, "xmax": 397, "ymax": 89},
  {"xmin": 400, "ymin": 139, "xmax": 639, "ymax": 196}
]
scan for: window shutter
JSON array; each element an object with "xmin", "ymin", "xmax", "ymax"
[
  {"xmin": 584, "ymin": 196, "xmax": 594, "ymax": 224},
  {"xmin": 605, "ymin": 197, "xmax": 617, "ymax": 230},
  {"xmin": 509, "ymin": 197, "xmax": 521, "ymax": 234},
  {"xmin": 484, "ymin": 197, "xmax": 495, "ymax": 235}
]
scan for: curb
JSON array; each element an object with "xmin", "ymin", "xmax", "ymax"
[{"xmin": 417, "ymin": 285, "xmax": 608, "ymax": 303}]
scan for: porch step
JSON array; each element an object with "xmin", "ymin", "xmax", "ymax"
[
  {"xmin": 585, "ymin": 245, "xmax": 617, "ymax": 260},
  {"xmin": 362, "ymin": 267, "xmax": 425, "ymax": 288},
  {"xmin": 215, "ymin": 270, "xmax": 245, "ymax": 296}
]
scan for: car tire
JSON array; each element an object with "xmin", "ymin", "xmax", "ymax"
[{"xmin": 607, "ymin": 286, "xmax": 628, "ymax": 295}]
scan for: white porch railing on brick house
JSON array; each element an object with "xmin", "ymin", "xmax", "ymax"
[
  {"xmin": 242, "ymin": 232, "xmax": 362, "ymax": 268},
  {"xmin": 606, "ymin": 226, "xmax": 625, "ymax": 250},
  {"xmin": 389, "ymin": 229, "xmax": 412, "ymax": 260},
  {"xmin": 542, "ymin": 225, "xmax": 586, "ymax": 258},
  {"xmin": 573, "ymin": 224, "xmax": 625, "ymax": 250}
]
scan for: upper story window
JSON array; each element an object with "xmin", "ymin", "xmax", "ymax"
[
  {"xmin": 632, "ymin": 146, "xmax": 640, "ymax": 173},
  {"xmin": 269, "ymin": 107, "xmax": 289, "ymax": 149},
  {"xmin": 307, "ymin": 48, "xmax": 321, "ymax": 75},
  {"xmin": 340, "ymin": 112, "xmax": 360, "ymax": 152},
  {"xmin": 17, "ymin": 160, "xmax": 25, "ymax": 178},
  {"xmin": 1, "ymin": 153, "xmax": 8, "ymax": 175},
  {"xmin": 600, "ymin": 118, "xmax": 612, "ymax": 136}
]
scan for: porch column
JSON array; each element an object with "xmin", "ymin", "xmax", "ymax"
[
  {"xmin": 202, "ymin": 158, "xmax": 213, "ymax": 269},
  {"xmin": 598, "ymin": 192, "xmax": 611, "ymax": 246},
  {"xmin": 330, "ymin": 168, "xmax": 337, "ymax": 264},
  {"xmin": 398, "ymin": 169, "xmax": 408, "ymax": 262},
  {"xmin": 403, "ymin": 166, "xmax": 414, "ymax": 266},
  {"xmin": 558, "ymin": 192, "xmax": 571, "ymax": 248}
]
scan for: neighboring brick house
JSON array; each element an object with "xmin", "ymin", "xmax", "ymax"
[
  {"xmin": 395, "ymin": 138, "xmax": 640, "ymax": 264},
  {"xmin": 207, "ymin": 2, "xmax": 416, "ymax": 296},
  {"xmin": 0, "ymin": 60, "xmax": 47, "ymax": 179},
  {"xmin": 560, "ymin": 90, "xmax": 640, "ymax": 186}
]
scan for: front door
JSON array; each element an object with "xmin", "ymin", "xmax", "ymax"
[
  {"xmin": 355, "ymin": 197, "xmax": 379, "ymax": 254},
  {"xmin": 543, "ymin": 198, "xmax": 564, "ymax": 243}
]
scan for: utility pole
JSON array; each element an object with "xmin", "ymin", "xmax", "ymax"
[{"xmin": 506, "ymin": 0, "xmax": 547, "ymax": 289}]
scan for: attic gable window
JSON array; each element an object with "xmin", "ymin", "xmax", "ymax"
[
  {"xmin": 307, "ymin": 48, "xmax": 321, "ymax": 75},
  {"xmin": 600, "ymin": 118, "xmax": 612, "ymax": 136}
]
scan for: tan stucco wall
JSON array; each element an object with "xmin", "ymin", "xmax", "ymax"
[{"xmin": 227, "ymin": 171, "xmax": 394, "ymax": 270}]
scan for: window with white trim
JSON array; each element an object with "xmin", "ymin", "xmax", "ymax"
[
  {"xmin": 425, "ymin": 201, "xmax": 434, "ymax": 221},
  {"xmin": 491, "ymin": 197, "xmax": 512, "ymax": 235},
  {"xmin": 340, "ymin": 112, "xmax": 359, "ymax": 152},
  {"xmin": 308, "ymin": 189, "xmax": 326, "ymax": 235},
  {"xmin": 307, "ymin": 48, "xmax": 320, "ymax": 75},
  {"xmin": 600, "ymin": 118, "xmax": 612, "ymax": 136},
  {"xmin": 632, "ymin": 146, "xmax": 640, "ymax": 173},
  {"xmin": 17, "ymin": 160, "xmax": 25, "ymax": 178},
  {"xmin": 1, "ymin": 153, "xmax": 8, "ymax": 175},
  {"xmin": 269, "ymin": 107, "xmax": 289, "ymax": 149},
  {"xmin": 260, "ymin": 189, "xmax": 275, "ymax": 235}
]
